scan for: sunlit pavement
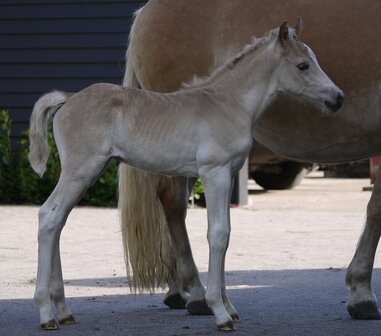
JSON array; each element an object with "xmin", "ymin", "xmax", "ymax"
[{"xmin": 1, "ymin": 174, "xmax": 380, "ymax": 335}]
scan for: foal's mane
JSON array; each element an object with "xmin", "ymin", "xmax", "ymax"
[{"xmin": 182, "ymin": 28, "xmax": 282, "ymax": 90}]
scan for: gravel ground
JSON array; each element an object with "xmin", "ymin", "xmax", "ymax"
[{"xmin": 1, "ymin": 173, "xmax": 381, "ymax": 335}]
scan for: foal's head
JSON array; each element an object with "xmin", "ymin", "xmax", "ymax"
[{"xmin": 273, "ymin": 20, "xmax": 344, "ymax": 113}]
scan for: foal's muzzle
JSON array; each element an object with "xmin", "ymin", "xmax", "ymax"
[{"xmin": 324, "ymin": 92, "xmax": 344, "ymax": 113}]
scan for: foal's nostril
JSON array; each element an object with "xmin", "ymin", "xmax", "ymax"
[{"xmin": 337, "ymin": 92, "xmax": 344, "ymax": 107}]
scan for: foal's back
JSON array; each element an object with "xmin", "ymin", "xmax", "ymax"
[{"xmin": 53, "ymin": 83, "xmax": 228, "ymax": 175}]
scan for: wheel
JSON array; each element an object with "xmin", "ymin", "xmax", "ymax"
[{"xmin": 251, "ymin": 162, "xmax": 307, "ymax": 190}]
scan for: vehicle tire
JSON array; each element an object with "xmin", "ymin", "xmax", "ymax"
[{"xmin": 251, "ymin": 162, "xmax": 307, "ymax": 190}]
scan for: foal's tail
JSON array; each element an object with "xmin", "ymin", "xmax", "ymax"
[
  {"xmin": 118, "ymin": 9, "xmax": 176, "ymax": 293},
  {"xmin": 28, "ymin": 91, "xmax": 72, "ymax": 177}
]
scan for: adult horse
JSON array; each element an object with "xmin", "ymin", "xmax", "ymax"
[{"xmin": 119, "ymin": 0, "xmax": 381, "ymax": 321}]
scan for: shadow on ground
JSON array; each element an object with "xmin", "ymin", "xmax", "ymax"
[{"xmin": 2, "ymin": 269, "xmax": 381, "ymax": 336}]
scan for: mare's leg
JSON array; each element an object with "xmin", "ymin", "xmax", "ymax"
[
  {"xmin": 202, "ymin": 167, "xmax": 236, "ymax": 330},
  {"xmin": 35, "ymin": 157, "xmax": 108, "ymax": 329},
  {"xmin": 346, "ymin": 174, "xmax": 381, "ymax": 319},
  {"xmin": 158, "ymin": 176, "xmax": 211, "ymax": 314}
]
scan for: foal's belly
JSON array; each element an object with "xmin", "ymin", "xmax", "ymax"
[{"xmin": 113, "ymin": 129, "xmax": 200, "ymax": 177}]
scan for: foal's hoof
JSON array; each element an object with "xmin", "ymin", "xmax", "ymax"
[
  {"xmin": 347, "ymin": 301, "xmax": 381, "ymax": 320},
  {"xmin": 59, "ymin": 314, "xmax": 77, "ymax": 325},
  {"xmin": 164, "ymin": 293, "xmax": 187, "ymax": 309},
  {"xmin": 186, "ymin": 299, "xmax": 213, "ymax": 315},
  {"xmin": 217, "ymin": 320, "xmax": 235, "ymax": 332},
  {"xmin": 41, "ymin": 319, "xmax": 59, "ymax": 330}
]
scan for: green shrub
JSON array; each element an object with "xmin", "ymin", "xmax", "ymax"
[
  {"xmin": 0, "ymin": 111, "xmax": 21, "ymax": 202},
  {"xmin": 0, "ymin": 110, "xmax": 117, "ymax": 206},
  {"xmin": 192, "ymin": 177, "xmax": 204, "ymax": 200}
]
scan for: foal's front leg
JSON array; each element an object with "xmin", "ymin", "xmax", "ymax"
[
  {"xmin": 346, "ymin": 174, "xmax": 381, "ymax": 319},
  {"xmin": 202, "ymin": 167, "xmax": 237, "ymax": 331}
]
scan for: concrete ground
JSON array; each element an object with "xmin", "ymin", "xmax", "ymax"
[{"xmin": 1, "ymin": 173, "xmax": 381, "ymax": 335}]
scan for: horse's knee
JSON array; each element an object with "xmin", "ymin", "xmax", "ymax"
[{"xmin": 207, "ymin": 228, "xmax": 230, "ymax": 252}]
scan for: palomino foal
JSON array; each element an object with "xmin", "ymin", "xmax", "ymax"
[{"xmin": 29, "ymin": 22, "xmax": 343, "ymax": 331}]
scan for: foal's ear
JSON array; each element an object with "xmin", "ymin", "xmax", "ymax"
[
  {"xmin": 295, "ymin": 17, "xmax": 303, "ymax": 37},
  {"xmin": 278, "ymin": 21, "xmax": 289, "ymax": 46}
]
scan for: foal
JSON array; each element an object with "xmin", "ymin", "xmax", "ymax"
[{"xmin": 29, "ymin": 22, "xmax": 343, "ymax": 331}]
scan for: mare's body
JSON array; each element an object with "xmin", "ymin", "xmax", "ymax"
[{"xmin": 119, "ymin": 0, "xmax": 381, "ymax": 321}]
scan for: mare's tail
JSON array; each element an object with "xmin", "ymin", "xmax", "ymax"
[
  {"xmin": 28, "ymin": 91, "xmax": 72, "ymax": 177},
  {"xmin": 118, "ymin": 9, "xmax": 176, "ymax": 292}
]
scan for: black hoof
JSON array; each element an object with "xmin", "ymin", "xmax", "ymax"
[
  {"xmin": 59, "ymin": 314, "xmax": 77, "ymax": 325},
  {"xmin": 41, "ymin": 319, "xmax": 59, "ymax": 330},
  {"xmin": 347, "ymin": 301, "xmax": 381, "ymax": 320},
  {"xmin": 163, "ymin": 293, "xmax": 187, "ymax": 309},
  {"xmin": 186, "ymin": 299, "xmax": 213, "ymax": 315}
]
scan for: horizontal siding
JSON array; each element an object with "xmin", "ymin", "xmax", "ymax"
[
  {"xmin": 0, "ymin": 17, "xmax": 136, "ymax": 34},
  {"xmin": 0, "ymin": 3, "xmax": 141, "ymax": 20},
  {"xmin": 1, "ymin": 63, "xmax": 124, "ymax": 79},
  {"xmin": 0, "ymin": 33, "xmax": 129, "ymax": 48},
  {"xmin": 1, "ymin": 48, "xmax": 126, "ymax": 64},
  {"xmin": 0, "ymin": 0, "xmax": 146, "ymax": 145},
  {"xmin": 3, "ymin": 78, "xmax": 123, "ymax": 93},
  {"xmin": 0, "ymin": 0, "xmax": 141, "ymax": 4}
]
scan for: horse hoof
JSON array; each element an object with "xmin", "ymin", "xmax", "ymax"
[
  {"xmin": 217, "ymin": 320, "xmax": 235, "ymax": 332},
  {"xmin": 347, "ymin": 301, "xmax": 381, "ymax": 320},
  {"xmin": 186, "ymin": 299, "xmax": 213, "ymax": 315},
  {"xmin": 164, "ymin": 293, "xmax": 187, "ymax": 309},
  {"xmin": 231, "ymin": 313, "xmax": 241, "ymax": 323},
  {"xmin": 41, "ymin": 319, "xmax": 59, "ymax": 330},
  {"xmin": 59, "ymin": 314, "xmax": 77, "ymax": 325}
]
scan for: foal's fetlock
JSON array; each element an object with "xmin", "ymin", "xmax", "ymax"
[
  {"xmin": 230, "ymin": 312, "xmax": 241, "ymax": 323},
  {"xmin": 53, "ymin": 299, "xmax": 76, "ymax": 325},
  {"xmin": 224, "ymin": 301, "xmax": 240, "ymax": 323},
  {"xmin": 35, "ymin": 292, "xmax": 57, "ymax": 330}
]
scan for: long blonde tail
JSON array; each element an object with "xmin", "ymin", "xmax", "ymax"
[
  {"xmin": 119, "ymin": 10, "xmax": 176, "ymax": 292},
  {"xmin": 28, "ymin": 91, "xmax": 70, "ymax": 177}
]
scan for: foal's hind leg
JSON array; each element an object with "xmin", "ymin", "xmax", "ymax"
[
  {"xmin": 35, "ymin": 157, "xmax": 108, "ymax": 329},
  {"xmin": 158, "ymin": 176, "xmax": 211, "ymax": 314},
  {"xmin": 50, "ymin": 239, "xmax": 76, "ymax": 325},
  {"xmin": 346, "ymin": 175, "xmax": 381, "ymax": 319}
]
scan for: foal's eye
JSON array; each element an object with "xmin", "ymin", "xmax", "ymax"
[{"xmin": 297, "ymin": 62, "xmax": 309, "ymax": 71}]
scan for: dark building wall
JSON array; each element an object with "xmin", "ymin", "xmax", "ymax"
[{"xmin": 0, "ymin": 0, "xmax": 146, "ymax": 145}]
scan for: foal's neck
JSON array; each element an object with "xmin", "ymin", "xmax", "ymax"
[{"xmin": 210, "ymin": 42, "xmax": 279, "ymax": 123}]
